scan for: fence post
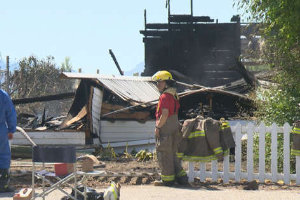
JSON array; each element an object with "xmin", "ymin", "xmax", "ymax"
[
  {"xmin": 297, "ymin": 156, "xmax": 300, "ymax": 185},
  {"xmin": 200, "ymin": 162, "xmax": 206, "ymax": 182},
  {"xmin": 235, "ymin": 123, "xmax": 242, "ymax": 182},
  {"xmin": 211, "ymin": 159, "xmax": 218, "ymax": 182},
  {"xmin": 259, "ymin": 123, "xmax": 266, "ymax": 183},
  {"xmin": 271, "ymin": 123, "xmax": 278, "ymax": 182},
  {"xmin": 188, "ymin": 162, "xmax": 194, "ymax": 182},
  {"xmin": 283, "ymin": 123, "xmax": 291, "ymax": 184},
  {"xmin": 223, "ymin": 154, "xmax": 229, "ymax": 183},
  {"xmin": 247, "ymin": 123, "xmax": 254, "ymax": 181}
]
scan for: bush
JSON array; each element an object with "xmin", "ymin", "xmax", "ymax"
[
  {"xmin": 135, "ymin": 150, "xmax": 153, "ymax": 162},
  {"xmin": 252, "ymin": 132, "xmax": 296, "ymax": 174},
  {"xmin": 94, "ymin": 143, "xmax": 117, "ymax": 160}
]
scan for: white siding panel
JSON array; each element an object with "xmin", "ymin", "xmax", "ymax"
[
  {"xmin": 100, "ymin": 121, "xmax": 155, "ymax": 143},
  {"xmin": 12, "ymin": 131, "xmax": 85, "ymax": 145}
]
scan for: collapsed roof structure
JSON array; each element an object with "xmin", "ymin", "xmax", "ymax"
[{"xmin": 56, "ymin": 72, "xmax": 253, "ymax": 146}]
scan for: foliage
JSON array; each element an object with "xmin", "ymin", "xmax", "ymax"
[
  {"xmin": 130, "ymin": 148, "xmax": 138, "ymax": 156},
  {"xmin": 10, "ymin": 56, "xmax": 75, "ymax": 115},
  {"xmin": 122, "ymin": 143, "xmax": 133, "ymax": 159},
  {"xmin": 61, "ymin": 57, "xmax": 73, "ymax": 72},
  {"xmin": 253, "ymin": 133, "xmax": 296, "ymax": 174},
  {"xmin": 95, "ymin": 143, "xmax": 117, "ymax": 161},
  {"xmin": 135, "ymin": 149, "xmax": 153, "ymax": 162},
  {"xmin": 255, "ymin": 83, "xmax": 300, "ymax": 125},
  {"xmin": 236, "ymin": 0, "xmax": 300, "ymax": 125},
  {"xmin": 10, "ymin": 56, "xmax": 73, "ymax": 99}
]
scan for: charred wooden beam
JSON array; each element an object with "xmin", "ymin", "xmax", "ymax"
[
  {"xmin": 140, "ymin": 30, "xmax": 168, "ymax": 37},
  {"xmin": 12, "ymin": 92, "xmax": 75, "ymax": 105},
  {"xmin": 169, "ymin": 15, "xmax": 214, "ymax": 23},
  {"xmin": 109, "ymin": 49, "xmax": 124, "ymax": 76}
]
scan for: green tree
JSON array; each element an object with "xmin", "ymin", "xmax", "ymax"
[
  {"xmin": 237, "ymin": 0, "xmax": 300, "ymax": 174},
  {"xmin": 237, "ymin": 0, "xmax": 300, "ymax": 125},
  {"xmin": 10, "ymin": 56, "xmax": 74, "ymax": 115},
  {"xmin": 61, "ymin": 57, "xmax": 73, "ymax": 72}
]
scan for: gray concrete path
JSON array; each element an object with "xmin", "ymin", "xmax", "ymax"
[{"xmin": 1, "ymin": 185, "xmax": 300, "ymax": 200}]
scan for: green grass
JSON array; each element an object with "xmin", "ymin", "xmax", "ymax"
[{"xmin": 246, "ymin": 64, "xmax": 271, "ymax": 71}]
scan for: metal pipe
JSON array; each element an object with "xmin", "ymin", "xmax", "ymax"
[
  {"xmin": 16, "ymin": 126, "xmax": 37, "ymax": 146},
  {"xmin": 102, "ymin": 99, "xmax": 158, "ymax": 117}
]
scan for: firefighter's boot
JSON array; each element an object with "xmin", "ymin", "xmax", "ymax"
[{"xmin": 0, "ymin": 169, "xmax": 14, "ymax": 193}]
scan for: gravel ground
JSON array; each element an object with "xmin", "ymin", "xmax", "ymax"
[{"xmin": 1, "ymin": 185, "xmax": 300, "ymax": 200}]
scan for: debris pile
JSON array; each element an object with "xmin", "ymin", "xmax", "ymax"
[{"xmin": 17, "ymin": 112, "xmax": 86, "ymax": 131}]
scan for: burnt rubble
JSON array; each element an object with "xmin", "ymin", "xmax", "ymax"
[{"xmin": 17, "ymin": 112, "xmax": 86, "ymax": 131}]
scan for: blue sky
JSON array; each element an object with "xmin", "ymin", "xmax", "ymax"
[{"xmin": 0, "ymin": 0, "xmax": 242, "ymax": 75}]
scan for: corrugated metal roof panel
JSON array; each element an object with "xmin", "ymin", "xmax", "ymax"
[
  {"xmin": 98, "ymin": 77, "xmax": 159, "ymax": 103},
  {"xmin": 61, "ymin": 72, "xmax": 160, "ymax": 104}
]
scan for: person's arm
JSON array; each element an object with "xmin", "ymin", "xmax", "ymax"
[
  {"xmin": 155, "ymin": 108, "xmax": 169, "ymax": 137},
  {"xmin": 5, "ymin": 93, "xmax": 17, "ymax": 140}
]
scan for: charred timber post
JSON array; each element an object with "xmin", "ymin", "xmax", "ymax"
[
  {"xmin": 6, "ymin": 56, "xmax": 10, "ymax": 93},
  {"xmin": 109, "ymin": 49, "xmax": 124, "ymax": 76},
  {"xmin": 167, "ymin": 0, "xmax": 170, "ymax": 19},
  {"xmin": 190, "ymin": 0, "xmax": 193, "ymax": 16},
  {"xmin": 209, "ymin": 95, "xmax": 213, "ymax": 111},
  {"xmin": 144, "ymin": 9, "xmax": 147, "ymax": 39},
  {"xmin": 12, "ymin": 92, "xmax": 75, "ymax": 105}
]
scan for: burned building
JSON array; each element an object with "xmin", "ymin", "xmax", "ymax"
[{"xmin": 140, "ymin": 9, "xmax": 246, "ymax": 88}]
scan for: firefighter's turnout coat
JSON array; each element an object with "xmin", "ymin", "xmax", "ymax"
[{"xmin": 177, "ymin": 116, "xmax": 235, "ymax": 162}]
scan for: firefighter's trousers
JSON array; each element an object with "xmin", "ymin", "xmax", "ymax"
[
  {"xmin": 156, "ymin": 115, "xmax": 187, "ymax": 184},
  {"xmin": 0, "ymin": 169, "xmax": 10, "ymax": 192}
]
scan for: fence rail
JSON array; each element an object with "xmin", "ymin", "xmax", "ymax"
[{"xmin": 187, "ymin": 122, "xmax": 300, "ymax": 185}]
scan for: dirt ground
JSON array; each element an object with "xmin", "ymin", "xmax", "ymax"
[{"xmin": 9, "ymin": 158, "xmax": 300, "ymax": 191}]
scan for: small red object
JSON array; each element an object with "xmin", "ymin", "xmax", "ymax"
[{"xmin": 54, "ymin": 163, "xmax": 74, "ymax": 176}]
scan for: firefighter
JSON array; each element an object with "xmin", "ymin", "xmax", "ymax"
[
  {"xmin": 0, "ymin": 89, "xmax": 17, "ymax": 193},
  {"xmin": 152, "ymin": 70, "xmax": 188, "ymax": 186}
]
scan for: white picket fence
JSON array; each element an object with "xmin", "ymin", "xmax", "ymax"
[{"xmin": 187, "ymin": 122, "xmax": 300, "ymax": 185}]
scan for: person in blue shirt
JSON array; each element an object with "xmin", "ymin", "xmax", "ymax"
[{"xmin": 0, "ymin": 89, "xmax": 17, "ymax": 193}]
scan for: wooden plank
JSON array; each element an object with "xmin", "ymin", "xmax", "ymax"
[
  {"xmin": 200, "ymin": 162, "xmax": 206, "ymax": 182},
  {"xmin": 101, "ymin": 137, "xmax": 154, "ymax": 143},
  {"xmin": 235, "ymin": 123, "xmax": 242, "ymax": 182},
  {"xmin": 100, "ymin": 122, "xmax": 155, "ymax": 132},
  {"xmin": 13, "ymin": 131, "xmax": 85, "ymax": 139},
  {"xmin": 101, "ymin": 102, "xmax": 151, "ymax": 120},
  {"xmin": 12, "ymin": 131, "xmax": 85, "ymax": 146},
  {"xmin": 223, "ymin": 155, "xmax": 230, "ymax": 183},
  {"xmin": 101, "ymin": 120, "xmax": 155, "ymax": 126},
  {"xmin": 140, "ymin": 30, "xmax": 168, "ymax": 37},
  {"xmin": 102, "ymin": 139, "xmax": 155, "ymax": 148},
  {"xmin": 12, "ymin": 138, "xmax": 85, "ymax": 146},
  {"xmin": 271, "ymin": 123, "xmax": 278, "ymax": 182},
  {"xmin": 60, "ymin": 106, "xmax": 87, "ymax": 128},
  {"xmin": 211, "ymin": 160, "xmax": 218, "ymax": 182},
  {"xmin": 101, "ymin": 125, "xmax": 155, "ymax": 132},
  {"xmin": 283, "ymin": 123, "xmax": 291, "ymax": 184},
  {"xmin": 247, "ymin": 123, "xmax": 254, "ymax": 181},
  {"xmin": 259, "ymin": 123, "xmax": 266, "ymax": 183}
]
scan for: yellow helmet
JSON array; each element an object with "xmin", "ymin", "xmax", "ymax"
[{"xmin": 152, "ymin": 70, "xmax": 173, "ymax": 81}]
